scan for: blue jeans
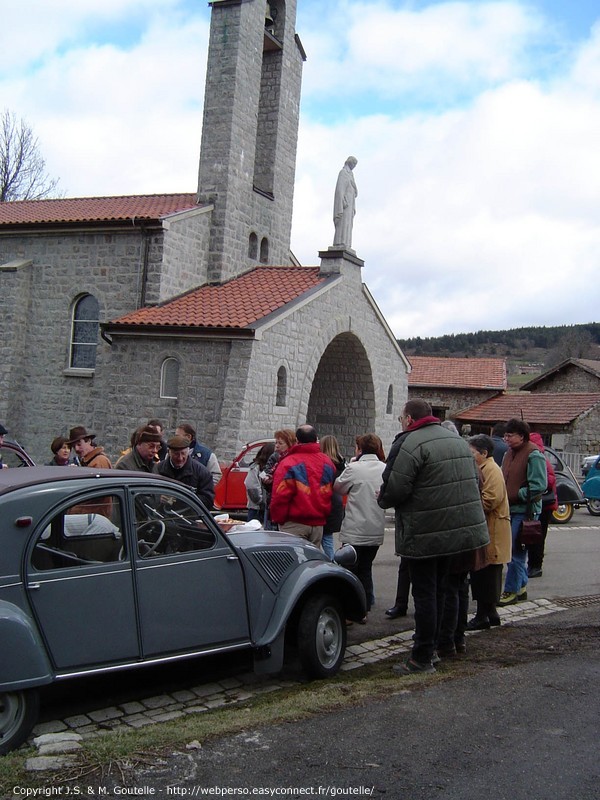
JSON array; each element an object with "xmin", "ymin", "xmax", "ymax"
[
  {"xmin": 504, "ymin": 512, "xmax": 528, "ymax": 593},
  {"xmin": 407, "ymin": 555, "xmax": 450, "ymax": 664},
  {"xmin": 321, "ymin": 532, "xmax": 334, "ymax": 560}
]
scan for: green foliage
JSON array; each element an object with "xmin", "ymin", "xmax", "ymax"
[{"xmin": 398, "ymin": 323, "xmax": 600, "ymax": 359}]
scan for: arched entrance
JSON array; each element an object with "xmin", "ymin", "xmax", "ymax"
[{"xmin": 306, "ymin": 333, "xmax": 375, "ymax": 457}]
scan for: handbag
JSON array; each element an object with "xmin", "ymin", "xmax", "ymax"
[
  {"xmin": 517, "ymin": 483, "xmax": 544, "ymax": 547},
  {"xmin": 518, "ymin": 518, "xmax": 543, "ymax": 545}
]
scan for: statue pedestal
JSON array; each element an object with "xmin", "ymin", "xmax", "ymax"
[{"xmin": 318, "ymin": 247, "xmax": 364, "ymax": 276}]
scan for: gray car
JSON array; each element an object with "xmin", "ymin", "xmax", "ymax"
[{"xmin": 0, "ymin": 468, "xmax": 365, "ymax": 754}]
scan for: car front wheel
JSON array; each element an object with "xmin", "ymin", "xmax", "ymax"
[
  {"xmin": 0, "ymin": 689, "xmax": 40, "ymax": 755},
  {"xmin": 587, "ymin": 499, "xmax": 600, "ymax": 517},
  {"xmin": 297, "ymin": 594, "xmax": 346, "ymax": 679},
  {"xmin": 552, "ymin": 504, "xmax": 574, "ymax": 524}
]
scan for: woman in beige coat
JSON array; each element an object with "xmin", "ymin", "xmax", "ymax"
[
  {"xmin": 334, "ymin": 434, "xmax": 386, "ymax": 619},
  {"xmin": 467, "ymin": 434, "xmax": 512, "ymax": 629}
]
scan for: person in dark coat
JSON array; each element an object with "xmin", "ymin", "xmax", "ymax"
[
  {"xmin": 154, "ymin": 436, "xmax": 215, "ymax": 509},
  {"xmin": 378, "ymin": 398, "xmax": 489, "ymax": 676}
]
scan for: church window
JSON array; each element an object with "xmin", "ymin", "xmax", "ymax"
[
  {"xmin": 70, "ymin": 294, "xmax": 100, "ymax": 369},
  {"xmin": 276, "ymin": 365, "xmax": 287, "ymax": 406},
  {"xmin": 260, "ymin": 236, "xmax": 269, "ymax": 263},
  {"xmin": 248, "ymin": 232, "xmax": 258, "ymax": 259},
  {"xmin": 386, "ymin": 384, "xmax": 394, "ymax": 415},
  {"xmin": 160, "ymin": 357, "xmax": 180, "ymax": 399}
]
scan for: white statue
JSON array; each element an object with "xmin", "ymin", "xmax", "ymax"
[{"xmin": 333, "ymin": 156, "xmax": 358, "ymax": 249}]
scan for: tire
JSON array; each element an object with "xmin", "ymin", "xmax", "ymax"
[
  {"xmin": 587, "ymin": 498, "xmax": 600, "ymax": 517},
  {"xmin": 297, "ymin": 594, "xmax": 346, "ymax": 679},
  {"xmin": 552, "ymin": 504, "xmax": 574, "ymax": 524},
  {"xmin": 0, "ymin": 689, "xmax": 40, "ymax": 755}
]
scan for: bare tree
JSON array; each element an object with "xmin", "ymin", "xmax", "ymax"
[
  {"xmin": 0, "ymin": 109, "xmax": 61, "ymax": 201},
  {"xmin": 545, "ymin": 327, "xmax": 595, "ymax": 369}
]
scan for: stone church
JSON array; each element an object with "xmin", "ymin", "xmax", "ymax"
[{"xmin": 0, "ymin": 0, "xmax": 409, "ymax": 464}]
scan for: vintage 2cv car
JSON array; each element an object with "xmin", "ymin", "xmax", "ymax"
[{"xmin": 0, "ymin": 467, "xmax": 366, "ymax": 754}]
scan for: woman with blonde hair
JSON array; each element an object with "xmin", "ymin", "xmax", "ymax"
[{"xmin": 320, "ymin": 435, "xmax": 346, "ymax": 559}]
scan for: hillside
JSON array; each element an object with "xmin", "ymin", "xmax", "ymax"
[{"xmin": 398, "ymin": 323, "xmax": 600, "ymax": 386}]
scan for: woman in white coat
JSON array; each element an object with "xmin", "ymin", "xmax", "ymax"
[{"xmin": 334, "ymin": 433, "xmax": 386, "ymax": 619}]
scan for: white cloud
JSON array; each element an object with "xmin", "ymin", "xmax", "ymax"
[
  {"xmin": 2, "ymin": 0, "xmax": 600, "ymax": 337},
  {"xmin": 301, "ymin": 0, "xmax": 546, "ymax": 100}
]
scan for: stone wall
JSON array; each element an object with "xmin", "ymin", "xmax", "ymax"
[
  {"xmin": 197, "ymin": 0, "xmax": 302, "ymax": 280},
  {"xmin": 529, "ymin": 366, "xmax": 600, "ymax": 393},
  {"xmin": 407, "ymin": 387, "xmax": 500, "ymax": 419},
  {"xmin": 0, "ymin": 228, "xmax": 162, "ymax": 461}
]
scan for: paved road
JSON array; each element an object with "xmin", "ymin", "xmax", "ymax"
[
  {"xmin": 348, "ymin": 505, "xmax": 600, "ymax": 646},
  {"xmin": 129, "ymin": 603, "xmax": 600, "ymax": 800}
]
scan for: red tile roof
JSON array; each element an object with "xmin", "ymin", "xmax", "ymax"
[
  {"xmin": 408, "ymin": 356, "xmax": 507, "ymax": 390},
  {"xmin": 106, "ymin": 266, "xmax": 327, "ymax": 331},
  {"xmin": 0, "ymin": 194, "xmax": 200, "ymax": 225},
  {"xmin": 454, "ymin": 393, "xmax": 600, "ymax": 425}
]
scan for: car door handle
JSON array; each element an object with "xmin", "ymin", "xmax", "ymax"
[
  {"xmin": 28, "ymin": 583, "xmax": 41, "ymax": 590},
  {"xmin": 226, "ymin": 555, "xmax": 239, "ymax": 562}
]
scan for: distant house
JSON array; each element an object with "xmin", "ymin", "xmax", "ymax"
[
  {"xmin": 520, "ymin": 358, "xmax": 600, "ymax": 393},
  {"xmin": 407, "ymin": 356, "xmax": 506, "ymax": 421},
  {"xmin": 453, "ymin": 393, "xmax": 600, "ymax": 456}
]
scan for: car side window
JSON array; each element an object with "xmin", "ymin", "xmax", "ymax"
[
  {"xmin": 31, "ymin": 495, "xmax": 124, "ymax": 571},
  {"xmin": 238, "ymin": 447, "xmax": 260, "ymax": 469},
  {"xmin": 134, "ymin": 492, "xmax": 217, "ymax": 559}
]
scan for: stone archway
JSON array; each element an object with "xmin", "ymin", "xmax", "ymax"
[{"xmin": 306, "ymin": 332, "xmax": 375, "ymax": 458}]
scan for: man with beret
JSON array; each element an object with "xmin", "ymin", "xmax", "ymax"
[
  {"xmin": 67, "ymin": 426, "xmax": 112, "ymax": 469},
  {"xmin": 115, "ymin": 426, "xmax": 162, "ymax": 472},
  {"xmin": 153, "ymin": 436, "xmax": 215, "ymax": 509}
]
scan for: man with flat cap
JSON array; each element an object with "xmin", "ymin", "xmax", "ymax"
[
  {"xmin": 67, "ymin": 426, "xmax": 112, "ymax": 469},
  {"xmin": 154, "ymin": 436, "xmax": 215, "ymax": 509},
  {"xmin": 115, "ymin": 426, "xmax": 163, "ymax": 473}
]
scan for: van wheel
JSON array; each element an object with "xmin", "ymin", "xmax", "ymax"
[
  {"xmin": 551, "ymin": 504, "xmax": 573, "ymax": 524},
  {"xmin": 0, "ymin": 690, "xmax": 40, "ymax": 755},
  {"xmin": 297, "ymin": 594, "xmax": 346, "ymax": 679}
]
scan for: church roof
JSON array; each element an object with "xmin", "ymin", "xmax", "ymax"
[
  {"xmin": 105, "ymin": 266, "xmax": 329, "ymax": 333},
  {"xmin": 407, "ymin": 356, "xmax": 507, "ymax": 390},
  {"xmin": 0, "ymin": 193, "xmax": 200, "ymax": 226},
  {"xmin": 454, "ymin": 392, "xmax": 600, "ymax": 425}
]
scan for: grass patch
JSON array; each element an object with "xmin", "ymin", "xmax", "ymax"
[{"xmin": 0, "ymin": 659, "xmax": 448, "ymax": 792}]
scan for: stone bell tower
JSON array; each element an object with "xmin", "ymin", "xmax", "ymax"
[{"xmin": 197, "ymin": 0, "xmax": 305, "ymax": 283}]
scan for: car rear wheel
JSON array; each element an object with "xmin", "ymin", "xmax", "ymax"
[
  {"xmin": 587, "ymin": 499, "xmax": 600, "ymax": 517},
  {"xmin": 0, "ymin": 689, "xmax": 39, "ymax": 755},
  {"xmin": 552, "ymin": 504, "xmax": 574, "ymax": 524},
  {"xmin": 297, "ymin": 594, "xmax": 346, "ymax": 679}
]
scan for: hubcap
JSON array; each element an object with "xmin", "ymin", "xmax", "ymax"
[
  {"xmin": 0, "ymin": 692, "xmax": 25, "ymax": 744},
  {"xmin": 316, "ymin": 608, "xmax": 342, "ymax": 668}
]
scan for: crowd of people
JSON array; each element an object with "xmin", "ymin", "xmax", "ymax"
[
  {"xmin": 3, "ymin": 402, "xmax": 556, "ymax": 676},
  {"xmin": 243, "ymin": 402, "xmax": 556, "ymax": 675},
  {"xmin": 15, "ymin": 420, "xmax": 222, "ymax": 509}
]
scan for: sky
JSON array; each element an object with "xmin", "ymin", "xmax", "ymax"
[{"xmin": 2, "ymin": 0, "xmax": 600, "ymax": 339}]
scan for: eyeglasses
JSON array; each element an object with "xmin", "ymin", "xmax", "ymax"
[{"xmin": 504, "ymin": 432, "xmax": 522, "ymax": 439}]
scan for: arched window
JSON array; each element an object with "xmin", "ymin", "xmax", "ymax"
[
  {"xmin": 276, "ymin": 365, "xmax": 287, "ymax": 407},
  {"xmin": 70, "ymin": 294, "xmax": 100, "ymax": 369},
  {"xmin": 260, "ymin": 236, "xmax": 269, "ymax": 263},
  {"xmin": 248, "ymin": 232, "xmax": 258, "ymax": 259},
  {"xmin": 386, "ymin": 384, "xmax": 394, "ymax": 415},
  {"xmin": 160, "ymin": 357, "xmax": 180, "ymax": 399}
]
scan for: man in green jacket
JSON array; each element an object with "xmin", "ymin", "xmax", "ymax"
[{"xmin": 379, "ymin": 398, "xmax": 489, "ymax": 675}]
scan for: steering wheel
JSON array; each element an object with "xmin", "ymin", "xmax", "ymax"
[{"xmin": 137, "ymin": 520, "xmax": 166, "ymax": 557}]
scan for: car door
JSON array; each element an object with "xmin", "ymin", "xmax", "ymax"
[
  {"xmin": 26, "ymin": 489, "xmax": 139, "ymax": 670},
  {"xmin": 129, "ymin": 488, "xmax": 251, "ymax": 656}
]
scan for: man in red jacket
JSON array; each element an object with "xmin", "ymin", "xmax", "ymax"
[{"xmin": 270, "ymin": 425, "xmax": 336, "ymax": 547}]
